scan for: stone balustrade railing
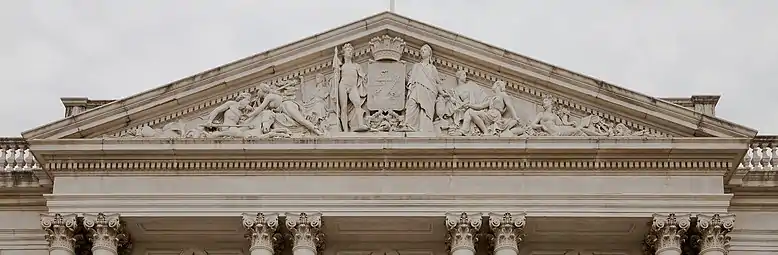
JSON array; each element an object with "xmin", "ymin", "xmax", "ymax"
[
  {"xmin": 0, "ymin": 137, "xmax": 40, "ymax": 171},
  {"xmin": 0, "ymin": 135, "xmax": 776, "ymax": 172},
  {"xmin": 741, "ymin": 135, "xmax": 778, "ymax": 171}
]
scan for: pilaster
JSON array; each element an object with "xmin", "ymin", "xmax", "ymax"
[
  {"xmin": 445, "ymin": 212, "xmax": 483, "ymax": 255},
  {"xmin": 695, "ymin": 214, "xmax": 735, "ymax": 255},
  {"xmin": 488, "ymin": 212, "xmax": 526, "ymax": 255},
  {"xmin": 285, "ymin": 212, "xmax": 325, "ymax": 255},
  {"xmin": 82, "ymin": 213, "xmax": 130, "ymax": 255},
  {"xmin": 242, "ymin": 212, "xmax": 283, "ymax": 255},
  {"xmin": 40, "ymin": 213, "xmax": 78, "ymax": 255},
  {"xmin": 644, "ymin": 213, "xmax": 691, "ymax": 255}
]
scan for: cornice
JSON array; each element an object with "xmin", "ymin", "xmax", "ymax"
[
  {"xmin": 43, "ymin": 193, "xmax": 733, "ymax": 218},
  {"xmin": 27, "ymin": 137, "xmax": 747, "ymax": 176}
]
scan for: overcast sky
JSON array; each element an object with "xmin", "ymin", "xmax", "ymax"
[{"xmin": 1, "ymin": 0, "xmax": 776, "ymax": 137}]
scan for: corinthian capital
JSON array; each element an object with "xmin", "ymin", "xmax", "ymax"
[
  {"xmin": 243, "ymin": 213, "xmax": 283, "ymax": 254},
  {"xmin": 644, "ymin": 213, "xmax": 691, "ymax": 255},
  {"xmin": 285, "ymin": 212, "xmax": 324, "ymax": 254},
  {"xmin": 41, "ymin": 213, "xmax": 78, "ymax": 253},
  {"xmin": 488, "ymin": 212, "xmax": 526, "ymax": 254},
  {"xmin": 445, "ymin": 212, "xmax": 483, "ymax": 254},
  {"xmin": 695, "ymin": 214, "xmax": 735, "ymax": 255},
  {"xmin": 83, "ymin": 213, "xmax": 130, "ymax": 255}
]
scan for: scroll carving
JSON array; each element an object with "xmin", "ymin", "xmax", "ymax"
[{"xmin": 118, "ymin": 35, "xmax": 667, "ymax": 139}]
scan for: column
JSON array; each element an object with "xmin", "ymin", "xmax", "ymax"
[
  {"xmin": 695, "ymin": 214, "xmax": 735, "ymax": 255},
  {"xmin": 445, "ymin": 212, "xmax": 483, "ymax": 255},
  {"xmin": 488, "ymin": 212, "xmax": 526, "ymax": 255},
  {"xmin": 83, "ymin": 213, "xmax": 129, "ymax": 255},
  {"xmin": 41, "ymin": 213, "xmax": 78, "ymax": 255},
  {"xmin": 285, "ymin": 212, "xmax": 324, "ymax": 255},
  {"xmin": 243, "ymin": 213, "xmax": 282, "ymax": 255},
  {"xmin": 644, "ymin": 213, "xmax": 691, "ymax": 255}
]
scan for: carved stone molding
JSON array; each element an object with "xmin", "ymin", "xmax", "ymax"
[
  {"xmin": 695, "ymin": 214, "xmax": 735, "ymax": 255},
  {"xmin": 488, "ymin": 212, "xmax": 527, "ymax": 254},
  {"xmin": 644, "ymin": 213, "xmax": 691, "ymax": 255},
  {"xmin": 445, "ymin": 212, "xmax": 483, "ymax": 254},
  {"xmin": 83, "ymin": 213, "xmax": 131, "ymax": 255},
  {"xmin": 41, "ymin": 213, "xmax": 78, "ymax": 253},
  {"xmin": 285, "ymin": 212, "xmax": 325, "ymax": 254},
  {"xmin": 242, "ymin": 212, "xmax": 283, "ymax": 254}
]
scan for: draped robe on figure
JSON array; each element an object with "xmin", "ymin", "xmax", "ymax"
[{"xmin": 405, "ymin": 62, "xmax": 440, "ymax": 132}]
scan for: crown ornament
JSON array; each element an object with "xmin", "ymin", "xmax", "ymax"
[{"xmin": 369, "ymin": 35, "xmax": 406, "ymax": 62}]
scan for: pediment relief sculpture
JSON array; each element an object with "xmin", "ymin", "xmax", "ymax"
[{"xmin": 118, "ymin": 35, "xmax": 665, "ymax": 139}]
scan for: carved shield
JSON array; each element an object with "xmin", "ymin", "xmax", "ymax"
[{"xmin": 367, "ymin": 61, "xmax": 406, "ymax": 111}]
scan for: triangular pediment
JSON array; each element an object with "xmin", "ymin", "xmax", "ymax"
[{"xmin": 22, "ymin": 12, "xmax": 757, "ymax": 141}]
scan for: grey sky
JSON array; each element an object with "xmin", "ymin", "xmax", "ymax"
[{"xmin": 1, "ymin": 0, "xmax": 776, "ymax": 137}]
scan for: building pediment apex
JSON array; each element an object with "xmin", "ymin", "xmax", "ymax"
[{"xmin": 22, "ymin": 12, "xmax": 756, "ymax": 142}]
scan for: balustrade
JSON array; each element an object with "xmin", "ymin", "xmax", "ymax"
[
  {"xmin": 740, "ymin": 135, "xmax": 778, "ymax": 171},
  {"xmin": 0, "ymin": 138, "xmax": 40, "ymax": 171}
]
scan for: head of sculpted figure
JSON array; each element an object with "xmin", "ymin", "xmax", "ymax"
[
  {"xmin": 420, "ymin": 44, "xmax": 432, "ymax": 59},
  {"xmin": 492, "ymin": 80, "xmax": 506, "ymax": 93},
  {"xmin": 237, "ymin": 92, "xmax": 252, "ymax": 107},
  {"xmin": 315, "ymin": 73, "xmax": 326, "ymax": 84},
  {"xmin": 456, "ymin": 70, "xmax": 467, "ymax": 84},
  {"xmin": 541, "ymin": 95, "xmax": 555, "ymax": 111},
  {"xmin": 342, "ymin": 43, "xmax": 354, "ymax": 59},
  {"xmin": 257, "ymin": 83, "xmax": 273, "ymax": 97}
]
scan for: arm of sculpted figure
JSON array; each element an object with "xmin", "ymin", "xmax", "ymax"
[
  {"xmin": 501, "ymin": 92, "xmax": 521, "ymax": 121},
  {"xmin": 467, "ymin": 97, "xmax": 490, "ymax": 111},
  {"xmin": 206, "ymin": 102, "xmax": 231, "ymax": 124}
]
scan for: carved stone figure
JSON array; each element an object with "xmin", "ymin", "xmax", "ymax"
[
  {"xmin": 303, "ymin": 74, "xmax": 339, "ymax": 133},
  {"xmin": 530, "ymin": 95, "xmax": 592, "ymax": 136},
  {"xmin": 245, "ymin": 82, "xmax": 324, "ymax": 136},
  {"xmin": 435, "ymin": 70, "xmax": 489, "ymax": 133},
  {"xmin": 333, "ymin": 43, "xmax": 369, "ymax": 132},
  {"xmin": 404, "ymin": 44, "xmax": 442, "ymax": 132},
  {"xmin": 367, "ymin": 109, "xmax": 402, "ymax": 132},
  {"xmin": 452, "ymin": 81, "xmax": 525, "ymax": 136},
  {"xmin": 203, "ymin": 92, "xmax": 253, "ymax": 136}
]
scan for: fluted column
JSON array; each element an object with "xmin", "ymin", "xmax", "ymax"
[
  {"xmin": 644, "ymin": 213, "xmax": 691, "ymax": 255},
  {"xmin": 41, "ymin": 213, "xmax": 78, "ymax": 255},
  {"xmin": 488, "ymin": 212, "xmax": 526, "ymax": 255},
  {"xmin": 83, "ymin": 213, "xmax": 129, "ymax": 255},
  {"xmin": 285, "ymin": 212, "xmax": 324, "ymax": 255},
  {"xmin": 445, "ymin": 212, "xmax": 483, "ymax": 255},
  {"xmin": 695, "ymin": 214, "xmax": 735, "ymax": 255},
  {"xmin": 243, "ymin": 213, "xmax": 282, "ymax": 255}
]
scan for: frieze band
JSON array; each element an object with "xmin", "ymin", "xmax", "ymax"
[{"xmin": 117, "ymin": 35, "xmax": 666, "ymax": 140}]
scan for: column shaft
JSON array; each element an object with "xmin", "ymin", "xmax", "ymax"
[
  {"xmin": 644, "ymin": 213, "xmax": 691, "ymax": 255},
  {"xmin": 243, "ymin": 213, "xmax": 282, "ymax": 255},
  {"xmin": 41, "ymin": 213, "xmax": 78, "ymax": 255},
  {"xmin": 286, "ymin": 212, "xmax": 324, "ymax": 255},
  {"xmin": 445, "ymin": 212, "xmax": 482, "ymax": 255},
  {"xmin": 83, "ymin": 213, "xmax": 128, "ymax": 255},
  {"xmin": 695, "ymin": 214, "xmax": 735, "ymax": 255},
  {"xmin": 488, "ymin": 212, "xmax": 526, "ymax": 255}
]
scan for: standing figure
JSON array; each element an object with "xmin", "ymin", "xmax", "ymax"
[
  {"xmin": 333, "ymin": 43, "xmax": 369, "ymax": 132},
  {"xmin": 404, "ymin": 44, "xmax": 442, "ymax": 132}
]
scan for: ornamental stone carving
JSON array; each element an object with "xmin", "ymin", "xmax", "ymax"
[
  {"xmin": 242, "ymin": 213, "xmax": 283, "ymax": 255},
  {"xmin": 41, "ymin": 213, "xmax": 79, "ymax": 254},
  {"xmin": 116, "ymin": 35, "xmax": 666, "ymax": 139},
  {"xmin": 644, "ymin": 213, "xmax": 691, "ymax": 255},
  {"xmin": 488, "ymin": 212, "xmax": 526, "ymax": 255},
  {"xmin": 285, "ymin": 212, "xmax": 324, "ymax": 255},
  {"xmin": 695, "ymin": 214, "xmax": 735, "ymax": 255},
  {"xmin": 83, "ymin": 213, "xmax": 130, "ymax": 255},
  {"xmin": 445, "ymin": 212, "xmax": 483, "ymax": 255}
]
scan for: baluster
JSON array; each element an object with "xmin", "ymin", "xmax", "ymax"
[
  {"xmin": 23, "ymin": 149, "xmax": 35, "ymax": 170},
  {"xmin": 0, "ymin": 145, "xmax": 6, "ymax": 171},
  {"xmin": 771, "ymin": 143, "xmax": 778, "ymax": 171},
  {"xmin": 760, "ymin": 143, "xmax": 771, "ymax": 170},
  {"xmin": 4, "ymin": 147, "xmax": 14, "ymax": 171},
  {"xmin": 13, "ymin": 148, "xmax": 23, "ymax": 171},
  {"xmin": 742, "ymin": 147, "xmax": 753, "ymax": 169},
  {"xmin": 752, "ymin": 144, "xmax": 763, "ymax": 170}
]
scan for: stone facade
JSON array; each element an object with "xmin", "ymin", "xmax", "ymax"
[{"xmin": 1, "ymin": 12, "xmax": 777, "ymax": 255}]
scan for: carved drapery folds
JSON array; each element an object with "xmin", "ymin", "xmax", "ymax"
[
  {"xmin": 41, "ymin": 213, "xmax": 79, "ymax": 254},
  {"xmin": 695, "ymin": 214, "xmax": 735, "ymax": 255},
  {"xmin": 116, "ymin": 35, "xmax": 665, "ymax": 140},
  {"xmin": 285, "ymin": 212, "xmax": 325, "ymax": 255},
  {"xmin": 242, "ymin": 213, "xmax": 283, "ymax": 255},
  {"xmin": 488, "ymin": 212, "xmax": 526, "ymax": 255},
  {"xmin": 445, "ymin": 212, "xmax": 483, "ymax": 255},
  {"xmin": 82, "ymin": 213, "xmax": 130, "ymax": 255},
  {"xmin": 644, "ymin": 213, "xmax": 691, "ymax": 255}
]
